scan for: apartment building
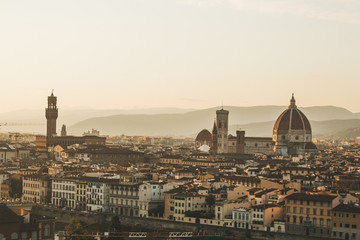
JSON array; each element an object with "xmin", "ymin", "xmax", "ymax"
[
  {"xmin": 251, "ymin": 204, "xmax": 283, "ymax": 231},
  {"xmin": 51, "ymin": 178, "xmax": 77, "ymax": 209},
  {"xmin": 285, "ymin": 192, "xmax": 339, "ymax": 238},
  {"xmin": 109, "ymin": 176, "xmax": 142, "ymax": 217},
  {"xmin": 173, "ymin": 193, "xmax": 207, "ymax": 221},
  {"xmin": 332, "ymin": 203, "xmax": 360, "ymax": 239},
  {"xmin": 22, "ymin": 174, "xmax": 51, "ymax": 204},
  {"xmin": 233, "ymin": 207, "xmax": 251, "ymax": 229},
  {"xmin": 86, "ymin": 178, "xmax": 116, "ymax": 212}
]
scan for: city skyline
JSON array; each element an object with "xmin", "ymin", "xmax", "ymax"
[{"xmin": 1, "ymin": 0, "xmax": 359, "ymax": 113}]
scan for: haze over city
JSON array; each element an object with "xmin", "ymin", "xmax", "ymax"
[
  {"xmin": 2, "ymin": 1, "xmax": 360, "ymax": 240},
  {"xmin": 1, "ymin": 0, "xmax": 360, "ymax": 113}
]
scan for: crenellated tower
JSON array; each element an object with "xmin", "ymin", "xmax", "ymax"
[{"xmin": 45, "ymin": 90, "xmax": 58, "ymax": 139}]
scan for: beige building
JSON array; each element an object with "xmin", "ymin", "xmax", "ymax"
[
  {"xmin": 332, "ymin": 204, "xmax": 360, "ymax": 240},
  {"xmin": 22, "ymin": 174, "xmax": 51, "ymax": 204},
  {"xmin": 109, "ymin": 178, "xmax": 141, "ymax": 217},
  {"xmin": 251, "ymin": 204, "xmax": 284, "ymax": 231},
  {"xmin": 215, "ymin": 200, "xmax": 248, "ymax": 223},
  {"xmin": 51, "ymin": 178, "xmax": 77, "ymax": 209},
  {"xmin": 285, "ymin": 192, "xmax": 339, "ymax": 238},
  {"xmin": 173, "ymin": 193, "xmax": 208, "ymax": 221}
]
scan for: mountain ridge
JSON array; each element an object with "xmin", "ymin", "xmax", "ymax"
[{"xmin": 67, "ymin": 105, "xmax": 360, "ymax": 137}]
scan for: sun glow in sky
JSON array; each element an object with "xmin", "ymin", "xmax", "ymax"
[{"xmin": 0, "ymin": 0, "xmax": 359, "ymax": 112}]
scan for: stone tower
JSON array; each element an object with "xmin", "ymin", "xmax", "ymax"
[
  {"xmin": 45, "ymin": 90, "xmax": 58, "ymax": 139},
  {"xmin": 61, "ymin": 124, "xmax": 67, "ymax": 136},
  {"xmin": 216, "ymin": 108, "xmax": 229, "ymax": 153},
  {"xmin": 236, "ymin": 130, "xmax": 245, "ymax": 154}
]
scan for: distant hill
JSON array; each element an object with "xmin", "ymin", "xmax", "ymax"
[
  {"xmin": 68, "ymin": 105, "xmax": 360, "ymax": 137},
  {"xmin": 0, "ymin": 108, "xmax": 195, "ymax": 129},
  {"xmin": 230, "ymin": 119, "xmax": 360, "ymax": 138}
]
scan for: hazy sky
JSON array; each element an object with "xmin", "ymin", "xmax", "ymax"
[{"xmin": 1, "ymin": 0, "xmax": 359, "ymax": 113}]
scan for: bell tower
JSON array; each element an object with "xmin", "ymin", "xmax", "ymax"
[
  {"xmin": 46, "ymin": 90, "xmax": 58, "ymax": 139},
  {"xmin": 216, "ymin": 107, "xmax": 229, "ymax": 153}
]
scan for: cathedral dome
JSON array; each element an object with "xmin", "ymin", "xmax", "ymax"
[
  {"xmin": 273, "ymin": 94, "xmax": 311, "ymax": 134},
  {"xmin": 273, "ymin": 94, "xmax": 316, "ymax": 156},
  {"xmin": 196, "ymin": 129, "xmax": 211, "ymax": 142}
]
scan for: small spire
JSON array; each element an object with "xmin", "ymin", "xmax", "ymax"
[
  {"xmin": 51, "ymin": 89, "xmax": 54, "ymax": 96},
  {"xmin": 212, "ymin": 120, "xmax": 217, "ymax": 134},
  {"xmin": 289, "ymin": 93, "xmax": 296, "ymax": 109}
]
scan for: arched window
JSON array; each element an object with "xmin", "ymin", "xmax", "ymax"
[{"xmin": 11, "ymin": 233, "xmax": 18, "ymax": 240}]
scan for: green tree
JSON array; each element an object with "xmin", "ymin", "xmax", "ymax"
[
  {"xmin": 65, "ymin": 218, "xmax": 87, "ymax": 240},
  {"xmin": 205, "ymin": 195, "xmax": 215, "ymax": 208},
  {"xmin": 109, "ymin": 216, "xmax": 122, "ymax": 232},
  {"xmin": 9, "ymin": 178, "xmax": 22, "ymax": 199}
]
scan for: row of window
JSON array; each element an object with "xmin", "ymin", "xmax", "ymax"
[
  {"xmin": 24, "ymin": 183, "xmax": 40, "ymax": 188},
  {"xmin": 52, "ymin": 184, "xmax": 75, "ymax": 191},
  {"xmin": 0, "ymin": 231, "xmax": 38, "ymax": 240},
  {"xmin": 287, "ymin": 199, "xmax": 331, "ymax": 207},
  {"xmin": 52, "ymin": 192, "xmax": 75, "ymax": 199},
  {"xmin": 110, "ymin": 190, "xmax": 138, "ymax": 196},
  {"xmin": 287, "ymin": 206, "xmax": 330, "ymax": 216},
  {"xmin": 233, "ymin": 213, "xmax": 250, "ymax": 220},
  {"xmin": 110, "ymin": 198, "xmax": 138, "ymax": 207},
  {"xmin": 334, "ymin": 212, "xmax": 357, "ymax": 218},
  {"xmin": 52, "ymin": 198, "xmax": 75, "ymax": 207},
  {"xmin": 333, "ymin": 231, "xmax": 356, "ymax": 239},
  {"xmin": 287, "ymin": 215, "xmax": 331, "ymax": 226},
  {"xmin": 23, "ymin": 190, "xmax": 39, "ymax": 196},
  {"xmin": 333, "ymin": 222, "xmax": 357, "ymax": 229}
]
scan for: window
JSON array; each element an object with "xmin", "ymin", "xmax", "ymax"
[
  {"xmin": 22, "ymin": 232, "xmax": 27, "ymax": 240},
  {"xmin": 11, "ymin": 233, "xmax": 18, "ymax": 240},
  {"xmin": 293, "ymin": 207, "xmax": 297, "ymax": 213},
  {"xmin": 313, "ymin": 209, "xmax": 317, "ymax": 215},
  {"xmin": 313, "ymin": 218, "xmax": 317, "ymax": 225},
  {"xmin": 32, "ymin": 232, "xmax": 37, "ymax": 240}
]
